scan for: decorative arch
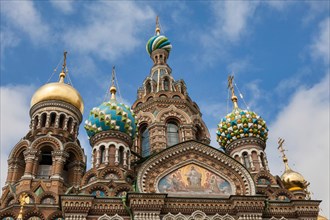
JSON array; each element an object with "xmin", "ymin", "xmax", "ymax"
[
  {"xmin": 81, "ymin": 169, "xmax": 98, "ymax": 185},
  {"xmin": 254, "ymin": 170, "xmax": 277, "ymax": 185},
  {"xmin": 271, "ymin": 188, "xmax": 294, "ymax": 201},
  {"xmin": 87, "ymin": 183, "xmax": 110, "ymax": 197},
  {"xmin": 136, "ymin": 111, "xmax": 155, "ymax": 124},
  {"xmin": 113, "ymin": 184, "xmax": 133, "ymax": 197},
  {"xmin": 137, "ymin": 141, "xmax": 255, "ymax": 196},
  {"xmin": 99, "ymin": 167, "xmax": 123, "ymax": 180},
  {"xmin": 23, "ymin": 208, "xmax": 45, "ymax": 220},
  {"xmin": 0, "ymin": 210, "xmax": 16, "ymax": 220},
  {"xmin": 8, "ymin": 139, "xmax": 30, "ymax": 159},
  {"xmin": 47, "ymin": 211, "xmax": 63, "ymax": 220},
  {"xmin": 64, "ymin": 142, "xmax": 85, "ymax": 163},
  {"xmin": 98, "ymin": 214, "xmax": 124, "ymax": 220},
  {"xmin": 30, "ymin": 136, "xmax": 63, "ymax": 151},
  {"xmin": 38, "ymin": 191, "xmax": 57, "ymax": 205},
  {"xmin": 156, "ymin": 105, "xmax": 192, "ymax": 124}
]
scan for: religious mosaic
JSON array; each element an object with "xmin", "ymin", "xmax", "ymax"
[{"xmin": 158, "ymin": 164, "xmax": 232, "ymax": 195}]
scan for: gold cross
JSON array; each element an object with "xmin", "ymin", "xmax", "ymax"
[
  {"xmin": 278, "ymin": 137, "xmax": 286, "ymax": 158},
  {"xmin": 228, "ymin": 75, "xmax": 235, "ymax": 98}
]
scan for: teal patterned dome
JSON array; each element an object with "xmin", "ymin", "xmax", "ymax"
[
  {"xmin": 216, "ymin": 108, "xmax": 268, "ymax": 148},
  {"xmin": 84, "ymin": 100, "xmax": 137, "ymax": 139},
  {"xmin": 146, "ymin": 35, "xmax": 172, "ymax": 55}
]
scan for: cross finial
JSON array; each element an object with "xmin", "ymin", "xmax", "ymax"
[
  {"xmin": 59, "ymin": 51, "xmax": 67, "ymax": 83},
  {"xmin": 278, "ymin": 137, "xmax": 291, "ymax": 170},
  {"xmin": 110, "ymin": 66, "xmax": 117, "ymax": 101},
  {"xmin": 227, "ymin": 75, "xmax": 239, "ymax": 109},
  {"xmin": 155, "ymin": 16, "xmax": 161, "ymax": 36}
]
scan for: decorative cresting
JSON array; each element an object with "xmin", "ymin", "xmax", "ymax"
[
  {"xmin": 217, "ymin": 75, "xmax": 268, "ymax": 148},
  {"xmin": 85, "ymin": 67, "xmax": 137, "ymax": 139},
  {"xmin": 137, "ymin": 141, "xmax": 256, "ymax": 195},
  {"xmin": 278, "ymin": 138, "xmax": 310, "ymax": 195},
  {"xmin": 146, "ymin": 16, "xmax": 172, "ymax": 55},
  {"xmin": 30, "ymin": 51, "xmax": 84, "ymax": 113},
  {"xmin": 163, "ymin": 211, "xmax": 235, "ymax": 220}
]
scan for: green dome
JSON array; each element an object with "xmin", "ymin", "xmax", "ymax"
[
  {"xmin": 216, "ymin": 109, "xmax": 268, "ymax": 148},
  {"xmin": 146, "ymin": 35, "xmax": 172, "ymax": 55},
  {"xmin": 84, "ymin": 101, "xmax": 137, "ymax": 139}
]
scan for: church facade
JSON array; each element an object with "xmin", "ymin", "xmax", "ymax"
[{"xmin": 0, "ymin": 21, "xmax": 322, "ymax": 220}]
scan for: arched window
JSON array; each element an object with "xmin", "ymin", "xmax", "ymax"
[
  {"xmin": 41, "ymin": 113, "xmax": 47, "ymax": 127},
  {"xmin": 260, "ymin": 153, "xmax": 266, "ymax": 168},
  {"xmin": 140, "ymin": 125, "xmax": 150, "ymax": 157},
  {"xmin": 34, "ymin": 116, "xmax": 39, "ymax": 130},
  {"xmin": 50, "ymin": 112, "xmax": 56, "ymax": 127},
  {"xmin": 164, "ymin": 78, "xmax": 169, "ymax": 91},
  {"xmin": 167, "ymin": 122, "xmax": 179, "ymax": 147},
  {"xmin": 118, "ymin": 147, "xmax": 124, "ymax": 165},
  {"xmin": 100, "ymin": 146, "xmax": 105, "ymax": 164},
  {"xmin": 195, "ymin": 126, "xmax": 203, "ymax": 142},
  {"xmin": 37, "ymin": 146, "xmax": 53, "ymax": 179},
  {"xmin": 59, "ymin": 114, "xmax": 65, "ymax": 129},
  {"xmin": 242, "ymin": 152, "xmax": 250, "ymax": 169},
  {"xmin": 146, "ymin": 82, "xmax": 151, "ymax": 94},
  {"xmin": 67, "ymin": 118, "xmax": 73, "ymax": 132}
]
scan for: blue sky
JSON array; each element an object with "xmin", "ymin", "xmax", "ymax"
[{"xmin": 1, "ymin": 1, "xmax": 329, "ymax": 217}]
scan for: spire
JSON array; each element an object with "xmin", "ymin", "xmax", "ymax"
[
  {"xmin": 227, "ymin": 75, "xmax": 239, "ymax": 109},
  {"xmin": 59, "ymin": 51, "xmax": 67, "ymax": 83},
  {"xmin": 278, "ymin": 138, "xmax": 291, "ymax": 171},
  {"xmin": 155, "ymin": 16, "xmax": 161, "ymax": 36},
  {"xmin": 110, "ymin": 66, "xmax": 117, "ymax": 101}
]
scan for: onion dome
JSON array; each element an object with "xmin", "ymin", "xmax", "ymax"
[
  {"xmin": 216, "ymin": 76, "xmax": 268, "ymax": 148},
  {"xmin": 30, "ymin": 52, "xmax": 84, "ymax": 113},
  {"xmin": 216, "ymin": 108, "xmax": 268, "ymax": 147},
  {"xmin": 84, "ymin": 69, "xmax": 137, "ymax": 139},
  {"xmin": 146, "ymin": 16, "xmax": 172, "ymax": 55},
  {"xmin": 278, "ymin": 139, "xmax": 309, "ymax": 192}
]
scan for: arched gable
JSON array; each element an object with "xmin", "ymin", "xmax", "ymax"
[
  {"xmin": 156, "ymin": 105, "xmax": 192, "ymax": 124},
  {"xmin": 64, "ymin": 142, "xmax": 86, "ymax": 163},
  {"xmin": 30, "ymin": 135, "xmax": 63, "ymax": 151},
  {"xmin": 8, "ymin": 139, "xmax": 30, "ymax": 159},
  {"xmin": 137, "ymin": 140, "xmax": 255, "ymax": 196}
]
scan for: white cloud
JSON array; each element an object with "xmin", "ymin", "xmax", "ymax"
[
  {"xmin": 267, "ymin": 73, "xmax": 330, "ymax": 217},
  {"xmin": 0, "ymin": 29, "xmax": 20, "ymax": 64},
  {"xmin": 310, "ymin": 17, "xmax": 330, "ymax": 65},
  {"xmin": 50, "ymin": 0, "xmax": 75, "ymax": 14},
  {"xmin": 211, "ymin": 1, "xmax": 259, "ymax": 42},
  {"xmin": 1, "ymin": 1, "xmax": 50, "ymax": 43},
  {"xmin": 0, "ymin": 85, "xmax": 35, "ymax": 189},
  {"xmin": 63, "ymin": 2, "xmax": 155, "ymax": 61}
]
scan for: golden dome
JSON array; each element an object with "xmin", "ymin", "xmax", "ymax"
[
  {"xmin": 281, "ymin": 168, "xmax": 308, "ymax": 191},
  {"xmin": 317, "ymin": 215, "xmax": 328, "ymax": 220},
  {"xmin": 31, "ymin": 74, "xmax": 84, "ymax": 113}
]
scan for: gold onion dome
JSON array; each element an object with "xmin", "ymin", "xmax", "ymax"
[
  {"xmin": 30, "ymin": 52, "xmax": 84, "ymax": 113},
  {"xmin": 278, "ymin": 139, "xmax": 309, "ymax": 192}
]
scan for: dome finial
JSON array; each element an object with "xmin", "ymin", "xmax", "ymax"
[
  {"xmin": 110, "ymin": 66, "xmax": 117, "ymax": 101},
  {"xmin": 228, "ymin": 75, "xmax": 239, "ymax": 109},
  {"xmin": 59, "ymin": 51, "xmax": 67, "ymax": 83},
  {"xmin": 155, "ymin": 16, "xmax": 161, "ymax": 36},
  {"xmin": 278, "ymin": 138, "xmax": 291, "ymax": 171}
]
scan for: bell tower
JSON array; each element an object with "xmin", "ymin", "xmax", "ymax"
[
  {"xmin": 132, "ymin": 17, "xmax": 210, "ymax": 158},
  {"xmin": 1, "ymin": 52, "xmax": 86, "ymax": 209}
]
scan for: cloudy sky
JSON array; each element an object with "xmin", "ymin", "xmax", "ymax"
[{"xmin": 1, "ymin": 1, "xmax": 329, "ymax": 217}]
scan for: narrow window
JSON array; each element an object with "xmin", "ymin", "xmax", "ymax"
[
  {"xmin": 37, "ymin": 147, "xmax": 53, "ymax": 179},
  {"xmin": 50, "ymin": 112, "xmax": 56, "ymax": 127},
  {"xmin": 140, "ymin": 125, "xmax": 150, "ymax": 157},
  {"xmin": 260, "ymin": 153, "xmax": 266, "ymax": 168},
  {"xmin": 243, "ymin": 152, "xmax": 250, "ymax": 168},
  {"xmin": 59, "ymin": 114, "xmax": 65, "ymax": 129},
  {"xmin": 164, "ymin": 78, "xmax": 169, "ymax": 91},
  {"xmin": 167, "ymin": 122, "xmax": 179, "ymax": 147},
  {"xmin": 41, "ymin": 113, "xmax": 47, "ymax": 127}
]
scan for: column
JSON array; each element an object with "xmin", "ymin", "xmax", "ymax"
[
  {"xmin": 123, "ymin": 150, "xmax": 127, "ymax": 168},
  {"xmin": 45, "ymin": 114, "xmax": 50, "ymax": 127},
  {"xmin": 115, "ymin": 146, "xmax": 119, "ymax": 165},
  {"xmin": 257, "ymin": 154, "xmax": 263, "ymax": 170},
  {"xmin": 105, "ymin": 146, "xmax": 109, "ymax": 165},
  {"xmin": 96, "ymin": 148, "xmax": 101, "ymax": 167},
  {"xmin": 249, "ymin": 153, "xmax": 255, "ymax": 170}
]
